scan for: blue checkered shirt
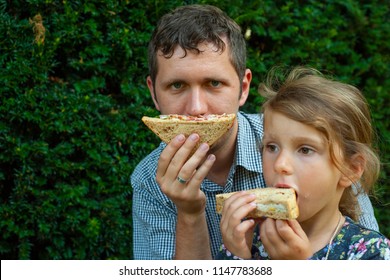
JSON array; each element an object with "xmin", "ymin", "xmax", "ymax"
[{"xmin": 131, "ymin": 112, "xmax": 378, "ymax": 260}]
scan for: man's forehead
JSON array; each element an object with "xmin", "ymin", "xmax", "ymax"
[{"xmin": 158, "ymin": 38, "xmax": 228, "ymax": 58}]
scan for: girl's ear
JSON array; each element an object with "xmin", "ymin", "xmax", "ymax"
[{"xmin": 339, "ymin": 154, "xmax": 365, "ymax": 188}]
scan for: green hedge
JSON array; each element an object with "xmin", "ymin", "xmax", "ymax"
[{"xmin": 0, "ymin": 0, "xmax": 389, "ymax": 259}]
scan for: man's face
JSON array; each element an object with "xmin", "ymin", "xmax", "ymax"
[{"xmin": 147, "ymin": 41, "xmax": 251, "ymax": 116}]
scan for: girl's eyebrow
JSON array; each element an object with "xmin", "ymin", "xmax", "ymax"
[
  {"xmin": 263, "ymin": 134, "xmax": 325, "ymax": 146},
  {"xmin": 291, "ymin": 136, "xmax": 324, "ymax": 145}
]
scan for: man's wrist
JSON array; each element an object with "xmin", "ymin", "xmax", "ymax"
[{"xmin": 177, "ymin": 209, "xmax": 206, "ymax": 225}]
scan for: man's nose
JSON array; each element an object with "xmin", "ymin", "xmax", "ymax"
[{"xmin": 187, "ymin": 88, "xmax": 208, "ymax": 116}]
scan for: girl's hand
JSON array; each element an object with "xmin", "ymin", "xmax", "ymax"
[
  {"xmin": 220, "ymin": 192, "xmax": 259, "ymax": 259},
  {"xmin": 260, "ymin": 218, "xmax": 312, "ymax": 259}
]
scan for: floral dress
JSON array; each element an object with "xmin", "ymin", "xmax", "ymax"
[{"xmin": 216, "ymin": 216, "xmax": 390, "ymax": 260}]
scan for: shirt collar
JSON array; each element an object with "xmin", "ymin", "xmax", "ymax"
[{"xmin": 235, "ymin": 112, "xmax": 263, "ymax": 173}]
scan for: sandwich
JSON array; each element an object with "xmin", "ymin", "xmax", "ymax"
[
  {"xmin": 216, "ymin": 188, "xmax": 299, "ymax": 220},
  {"xmin": 141, "ymin": 113, "xmax": 236, "ymax": 153}
]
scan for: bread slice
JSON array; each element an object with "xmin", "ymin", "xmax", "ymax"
[
  {"xmin": 142, "ymin": 114, "xmax": 236, "ymax": 152},
  {"xmin": 216, "ymin": 188, "xmax": 299, "ymax": 220}
]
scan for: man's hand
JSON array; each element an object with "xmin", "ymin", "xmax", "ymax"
[
  {"xmin": 156, "ymin": 133, "xmax": 215, "ymax": 215},
  {"xmin": 156, "ymin": 133, "xmax": 216, "ymax": 259}
]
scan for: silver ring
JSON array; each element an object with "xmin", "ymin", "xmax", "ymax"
[{"xmin": 177, "ymin": 176, "xmax": 188, "ymax": 184}]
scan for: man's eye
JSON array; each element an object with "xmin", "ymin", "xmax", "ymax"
[
  {"xmin": 172, "ymin": 82, "xmax": 182, "ymax": 89},
  {"xmin": 210, "ymin": 80, "xmax": 220, "ymax": 87}
]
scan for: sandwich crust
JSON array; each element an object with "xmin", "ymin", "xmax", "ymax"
[
  {"xmin": 142, "ymin": 114, "xmax": 236, "ymax": 152},
  {"xmin": 216, "ymin": 188, "xmax": 299, "ymax": 220}
]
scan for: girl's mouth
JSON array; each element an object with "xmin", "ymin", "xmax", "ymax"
[{"xmin": 273, "ymin": 183, "xmax": 298, "ymax": 200}]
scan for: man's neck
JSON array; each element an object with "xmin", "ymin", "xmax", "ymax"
[{"xmin": 206, "ymin": 126, "xmax": 238, "ymax": 186}]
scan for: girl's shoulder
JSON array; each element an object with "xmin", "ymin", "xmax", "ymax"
[{"xmin": 336, "ymin": 216, "xmax": 390, "ymax": 260}]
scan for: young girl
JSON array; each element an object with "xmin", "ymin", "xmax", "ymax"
[{"xmin": 217, "ymin": 67, "xmax": 390, "ymax": 260}]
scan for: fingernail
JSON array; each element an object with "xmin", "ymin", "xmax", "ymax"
[
  {"xmin": 200, "ymin": 143, "xmax": 209, "ymax": 151},
  {"xmin": 207, "ymin": 154, "xmax": 215, "ymax": 161},
  {"xmin": 176, "ymin": 134, "xmax": 185, "ymax": 142},
  {"xmin": 189, "ymin": 134, "xmax": 199, "ymax": 141}
]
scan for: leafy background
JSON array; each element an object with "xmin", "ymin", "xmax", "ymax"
[{"xmin": 0, "ymin": 0, "xmax": 389, "ymax": 259}]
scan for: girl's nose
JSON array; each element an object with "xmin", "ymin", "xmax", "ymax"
[{"xmin": 274, "ymin": 151, "xmax": 293, "ymax": 175}]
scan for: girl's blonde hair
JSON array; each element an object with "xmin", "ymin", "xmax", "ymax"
[{"xmin": 259, "ymin": 66, "xmax": 380, "ymax": 221}]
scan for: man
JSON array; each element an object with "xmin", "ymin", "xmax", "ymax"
[{"xmin": 131, "ymin": 4, "xmax": 378, "ymax": 260}]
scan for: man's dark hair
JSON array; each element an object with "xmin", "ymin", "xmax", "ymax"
[{"xmin": 148, "ymin": 4, "xmax": 247, "ymax": 85}]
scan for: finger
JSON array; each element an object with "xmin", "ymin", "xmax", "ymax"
[
  {"xmin": 274, "ymin": 219, "xmax": 296, "ymax": 242},
  {"xmin": 165, "ymin": 134, "xmax": 200, "ymax": 179},
  {"xmin": 260, "ymin": 218, "xmax": 281, "ymax": 245},
  {"xmin": 236, "ymin": 218, "xmax": 257, "ymax": 237},
  {"xmin": 221, "ymin": 202, "xmax": 257, "ymax": 236},
  {"xmin": 221, "ymin": 218, "xmax": 255, "ymax": 244},
  {"xmin": 281, "ymin": 220, "xmax": 306, "ymax": 238},
  {"xmin": 174, "ymin": 153, "xmax": 215, "ymax": 201},
  {"xmin": 221, "ymin": 218, "xmax": 256, "ymax": 259},
  {"xmin": 260, "ymin": 218, "xmax": 288, "ymax": 258},
  {"xmin": 221, "ymin": 192, "xmax": 255, "ymax": 220},
  {"xmin": 276, "ymin": 220, "xmax": 310, "ymax": 251},
  {"xmin": 188, "ymin": 152, "xmax": 215, "ymax": 187},
  {"xmin": 285, "ymin": 219, "xmax": 307, "ymax": 240},
  {"xmin": 178, "ymin": 142, "xmax": 211, "ymax": 185},
  {"xmin": 220, "ymin": 193, "xmax": 257, "ymax": 233},
  {"xmin": 274, "ymin": 219, "xmax": 311, "ymax": 259},
  {"xmin": 232, "ymin": 219, "xmax": 256, "ymax": 242},
  {"xmin": 156, "ymin": 134, "xmax": 186, "ymax": 181}
]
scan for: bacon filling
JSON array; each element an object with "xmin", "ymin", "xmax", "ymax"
[{"xmin": 159, "ymin": 113, "xmax": 229, "ymax": 121}]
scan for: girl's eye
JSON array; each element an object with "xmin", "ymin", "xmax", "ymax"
[
  {"xmin": 299, "ymin": 147, "xmax": 314, "ymax": 155},
  {"xmin": 264, "ymin": 144, "xmax": 278, "ymax": 153}
]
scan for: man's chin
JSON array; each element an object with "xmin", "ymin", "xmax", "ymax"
[{"xmin": 209, "ymin": 124, "xmax": 236, "ymax": 154}]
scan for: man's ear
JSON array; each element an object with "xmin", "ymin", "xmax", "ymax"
[
  {"xmin": 339, "ymin": 154, "xmax": 365, "ymax": 188},
  {"xmin": 239, "ymin": 69, "xmax": 252, "ymax": 106},
  {"xmin": 147, "ymin": 76, "xmax": 160, "ymax": 111}
]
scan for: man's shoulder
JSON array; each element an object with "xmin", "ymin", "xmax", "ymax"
[
  {"xmin": 131, "ymin": 144, "xmax": 164, "ymax": 187},
  {"xmin": 238, "ymin": 112, "xmax": 264, "ymax": 137},
  {"xmin": 238, "ymin": 112, "xmax": 263, "ymax": 127},
  {"xmin": 239, "ymin": 111, "xmax": 262, "ymax": 121},
  {"xmin": 131, "ymin": 143, "xmax": 175, "ymax": 210}
]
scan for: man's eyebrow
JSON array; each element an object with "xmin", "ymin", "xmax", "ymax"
[{"xmin": 160, "ymin": 78, "xmax": 185, "ymax": 86}]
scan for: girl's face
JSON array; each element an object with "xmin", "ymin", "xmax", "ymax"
[{"xmin": 262, "ymin": 109, "xmax": 347, "ymax": 224}]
